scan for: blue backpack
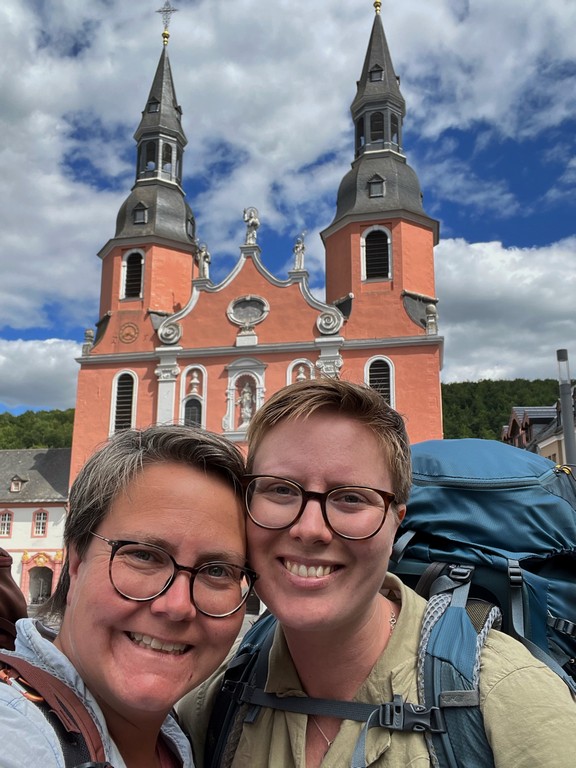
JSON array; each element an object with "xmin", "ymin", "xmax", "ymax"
[{"xmin": 204, "ymin": 439, "xmax": 576, "ymax": 768}]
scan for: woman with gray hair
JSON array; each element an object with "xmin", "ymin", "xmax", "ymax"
[{"xmin": 0, "ymin": 424, "xmax": 257, "ymax": 768}]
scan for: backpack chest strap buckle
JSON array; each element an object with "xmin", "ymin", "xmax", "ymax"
[{"xmin": 375, "ymin": 694, "xmax": 445, "ymax": 733}]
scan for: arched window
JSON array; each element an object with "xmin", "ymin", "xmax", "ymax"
[
  {"xmin": 145, "ymin": 141, "xmax": 157, "ymax": 171},
  {"xmin": 365, "ymin": 230, "xmax": 390, "ymax": 279},
  {"xmin": 114, "ymin": 373, "xmax": 135, "ymax": 432},
  {"xmin": 184, "ymin": 398, "xmax": 202, "ymax": 427},
  {"xmin": 355, "ymin": 117, "xmax": 365, "ymax": 155},
  {"xmin": 162, "ymin": 143, "xmax": 172, "ymax": 172},
  {"xmin": 123, "ymin": 252, "xmax": 143, "ymax": 299},
  {"xmin": 370, "ymin": 112, "xmax": 384, "ymax": 142},
  {"xmin": 368, "ymin": 359, "xmax": 392, "ymax": 404},
  {"xmin": 391, "ymin": 114, "xmax": 400, "ymax": 147},
  {"xmin": 180, "ymin": 368, "xmax": 206, "ymax": 427}
]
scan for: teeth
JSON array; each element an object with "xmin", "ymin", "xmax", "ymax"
[
  {"xmin": 129, "ymin": 632, "xmax": 188, "ymax": 654},
  {"xmin": 285, "ymin": 560, "xmax": 335, "ymax": 578}
]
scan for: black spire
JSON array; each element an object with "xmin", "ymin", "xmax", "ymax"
[
  {"xmin": 115, "ymin": 40, "xmax": 195, "ymax": 245},
  {"xmin": 328, "ymin": 5, "xmax": 427, "ymax": 225}
]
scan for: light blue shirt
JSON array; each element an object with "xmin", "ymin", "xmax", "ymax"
[{"xmin": 0, "ymin": 618, "xmax": 194, "ymax": 767}]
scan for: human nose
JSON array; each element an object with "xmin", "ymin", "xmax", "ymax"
[
  {"xmin": 150, "ymin": 571, "xmax": 198, "ymax": 621},
  {"xmin": 289, "ymin": 495, "xmax": 333, "ymax": 544}
]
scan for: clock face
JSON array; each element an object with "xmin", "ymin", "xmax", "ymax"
[{"xmin": 227, "ymin": 295, "xmax": 269, "ymax": 327}]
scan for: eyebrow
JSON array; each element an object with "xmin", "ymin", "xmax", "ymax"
[{"xmin": 116, "ymin": 533, "xmax": 246, "ymax": 566}]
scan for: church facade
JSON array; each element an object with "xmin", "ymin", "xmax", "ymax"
[{"xmin": 70, "ymin": 5, "xmax": 443, "ymax": 480}]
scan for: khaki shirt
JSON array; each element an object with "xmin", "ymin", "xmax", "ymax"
[{"xmin": 179, "ymin": 575, "xmax": 576, "ymax": 767}]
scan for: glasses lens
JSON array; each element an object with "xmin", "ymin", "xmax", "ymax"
[
  {"xmin": 326, "ymin": 487, "xmax": 388, "ymax": 539},
  {"xmin": 111, "ymin": 543, "xmax": 173, "ymax": 600},
  {"xmin": 193, "ymin": 563, "xmax": 252, "ymax": 617},
  {"xmin": 246, "ymin": 476, "xmax": 303, "ymax": 529}
]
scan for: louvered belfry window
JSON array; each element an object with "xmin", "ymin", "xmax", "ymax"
[
  {"xmin": 369, "ymin": 360, "xmax": 391, "ymax": 404},
  {"xmin": 365, "ymin": 230, "xmax": 390, "ymax": 279},
  {"xmin": 124, "ymin": 253, "xmax": 143, "ymax": 298},
  {"xmin": 114, "ymin": 374, "xmax": 134, "ymax": 431},
  {"xmin": 370, "ymin": 112, "xmax": 384, "ymax": 141}
]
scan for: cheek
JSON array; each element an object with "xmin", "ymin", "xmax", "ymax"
[{"xmin": 246, "ymin": 525, "xmax": 273, "ymax": 569}]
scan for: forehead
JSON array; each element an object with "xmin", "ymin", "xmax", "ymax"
[
  {"xmin": 251, "ymin": 412, "xmax": 391, "ymax": 485},
  {"xmin": 103, "ymin": 461, "xmax": 245, "ymax": 553}
]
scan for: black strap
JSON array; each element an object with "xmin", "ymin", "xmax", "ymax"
[
  {"xmin": 205, "ymin": 618, "xmax": 276, "ymax": 768},
  {"xmin": 227, "ymin": 684, "xmax": 445, "ymax": 733}
]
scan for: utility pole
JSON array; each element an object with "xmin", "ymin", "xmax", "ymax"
[{"xmin": 556, "ymin": 349, "xmax": 576, "ymax": 465}]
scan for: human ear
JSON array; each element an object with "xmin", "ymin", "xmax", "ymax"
[
  {"xmin": 395, "ymin": 504, "xmax": 406, "ymax": 525},
  {"xmin": 65, "ymin": 545, "xmax": 82, "ymax": 607}
]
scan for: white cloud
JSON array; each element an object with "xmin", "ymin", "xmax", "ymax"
[
  {"xmin": 0, "ymin": 339, "xmax": 82, "ymax": 410},
  {"xmin": 437, "ymin": 237, "xmax": 576, "ymax": 382},
  {"xmin": 0, "ymin": 0, "xmax": 575, "ymax": 413}
]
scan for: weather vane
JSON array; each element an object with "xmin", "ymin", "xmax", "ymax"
[{"xmin": 156, "ymin": 1, "xmax": 178, "ymax": 45}]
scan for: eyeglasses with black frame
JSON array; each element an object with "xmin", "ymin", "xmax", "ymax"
[
  {"xmin": 243, "ymin": 475, "xmax": 396, "ymax": 540},
  {"xmin": 90, "ymin": 532, "xmax": 258, "ymax": 618}
]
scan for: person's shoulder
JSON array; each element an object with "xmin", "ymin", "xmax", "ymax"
[
  {"xmin": 481, "ymin": 628, "xmax": 576, "ymax": 705},
  {"xmin": 0, "ymin": 681, "xmax": 65, "ymax": 767}
]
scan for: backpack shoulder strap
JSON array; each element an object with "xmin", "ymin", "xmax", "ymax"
[
  {"xmin": 0, "ymin": 651, "xmax": 107, "ymax": 767},
  {"xmin": 205, "ymin": 612, "xmax": 277, "ymax": 768},
  {"xmin": 206, "ymin": 611, "xmax": 448, "ymax": 768},
  {"xmin": 418, "ymin": 566, "xmax": 499, "ymax": 768}
]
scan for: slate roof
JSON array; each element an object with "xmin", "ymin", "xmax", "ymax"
[{"xmin": 0, "ymin": 448, "xmax": 70, "ymax": 504}]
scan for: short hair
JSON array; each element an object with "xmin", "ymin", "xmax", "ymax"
[
  {"xmin": 246, "ymin": 378, "xmax": 411, "ymax": 509},
  {"xmin": 39, "ymin": 424, "xmax": 245, "ymax": 624}
]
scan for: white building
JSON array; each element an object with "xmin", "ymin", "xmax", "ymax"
[{"xmin": 0, "ymin": 449, "xmax": 69, "ymax": 604}]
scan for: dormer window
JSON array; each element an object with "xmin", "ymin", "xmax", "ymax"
[
  {"xmin": 133, "ymin": 203, "xmax": 148, "ymax": 225},
  {"xmin": 147, "ymin": 100, "xmax": 160, "ymax": 113},
  {"xmin": 368, "ymin": 175, "xmax": 385, "ymax": 198},
  {"xmin": 10, "ymin": 479, "xmax": 22, "ymax": 493},
  {"xmin": 369, "ymin": 66, "xmax": 384, "ymax": 82}
]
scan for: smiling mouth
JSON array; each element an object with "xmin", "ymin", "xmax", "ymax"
[
  {"xmin": 128, "ymin": 632, "xmax": 190, "ymax": 655},
  {"xmin": 283, "ymin": 559, "xmax": 337, "ymax": 578}
]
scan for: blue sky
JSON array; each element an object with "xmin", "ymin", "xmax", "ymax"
[{"xmin": 0, "ymin": 0, "xmax": 575, "ymax": 413}]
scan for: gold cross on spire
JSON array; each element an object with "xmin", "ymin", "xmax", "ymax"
[
  {"xmin": 156, "ymin": 1, "xmax": 179, "ymax": 45},
  {"xmin": 374, "ymin": 0, "xmax": 382, "ymax": 13}
]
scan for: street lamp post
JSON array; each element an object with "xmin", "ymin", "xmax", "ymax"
[{"xmin": 556, "ymin": 349, "xmax": 576, "ymax": 466}]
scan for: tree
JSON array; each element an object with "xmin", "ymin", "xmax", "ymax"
[{"xmin": 0, "ymin": 409, "xmax": 75, "ymax": 449}]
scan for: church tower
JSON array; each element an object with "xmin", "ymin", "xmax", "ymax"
[
  {"xmin": 70, "ymin": 3, "xmax": 443, "ymax": 481},
  {"xmin": 70, "ymin": 22, "xmax": 198, "ymax": 478},
  {"xmin": 321, "ymin": 1, "xmax": 443, "ymax": 440}
]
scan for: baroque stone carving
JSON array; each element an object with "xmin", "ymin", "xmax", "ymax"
[
  {"xmin": 157, "ymin": 321, "xmax": 182, "ymax": 345},
  {"xmin": 292, "ymin": 231, "xmax": 306, "ymax": 270},
  {"xmin": 243, "ymin": 207, "xmax": 260, "ymax": 245},
  {"xmin": 119, "ymin": 322, "xmax": 139, "ymax": 344},
  {"xmin": 316, "ymin": 311, "xmax": 343, "ymax": 335}
]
